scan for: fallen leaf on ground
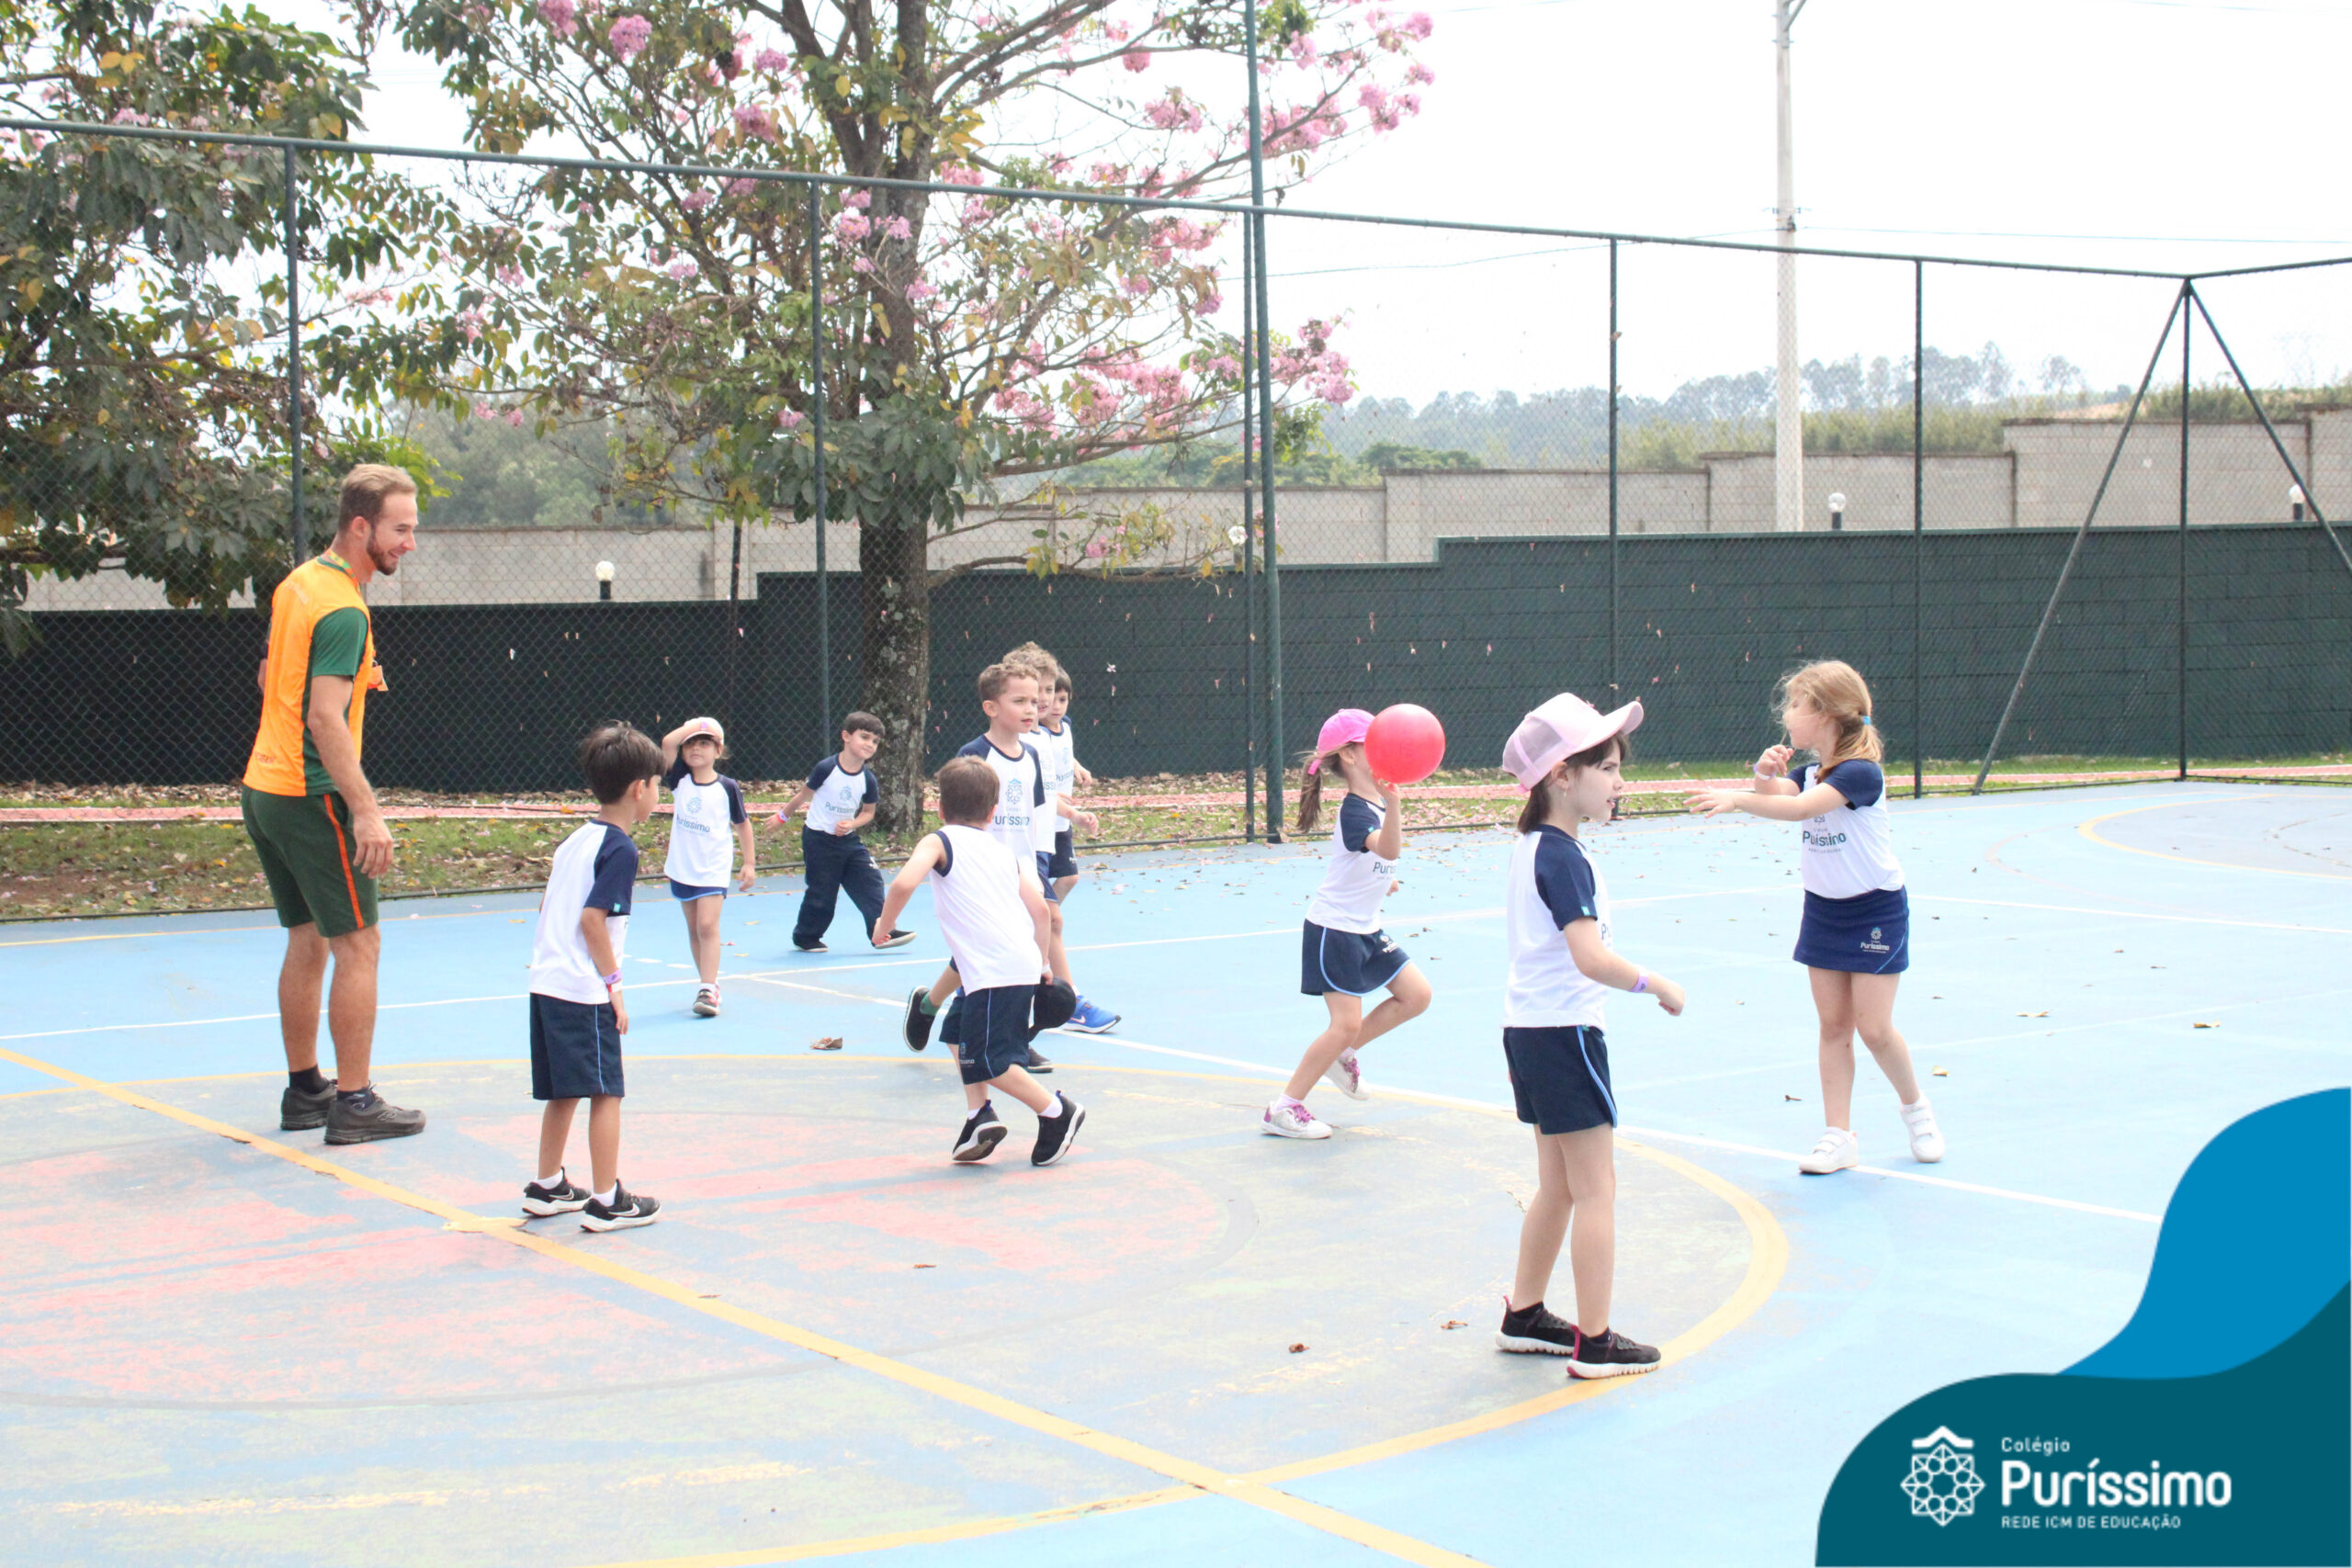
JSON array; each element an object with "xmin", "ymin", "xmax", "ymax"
[
  {"xmin": 1442, "ymin": 1320, "xmax": 1467, "ymax": 1330},
  {"xmin": 1932, "ymin": 1066, "xmax": 1950, "ymax": 1077},
  {"xmin": 811, "ymin": 1036, "xmax": 843, "ymax": 1050},
  {"xmin": 913, "ymin": 1264, "xmax": 936, "ymax": 1269},
  {"xmin": 2018, "ymin": 1010, "xmax": 2048, "ymax": 1018},
  {"xmin": 2193, "ymin": 1021, "xmax": 2219, "ymax": 1030},
  {"xmin": 1784, "ymin": 1094, "xmax": 1803, "ymax": 1101},
  {"xmin": 1288, "ymin": 1343, "xmax": 1307, "ymax": 1354}
]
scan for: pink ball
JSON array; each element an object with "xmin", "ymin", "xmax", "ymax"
[{"xmin": 1364, "ymin": 703, "xmax": 1446, "ymax": 784}]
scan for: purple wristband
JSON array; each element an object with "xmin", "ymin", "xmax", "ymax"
[{"xmin": 1632, "ymin": 971, "xmax": 1648, "ymax": 994}]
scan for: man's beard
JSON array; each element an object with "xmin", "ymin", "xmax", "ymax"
[{"xmin": 368, "ymin": 535, "xmax": 401, "ymax": 576}]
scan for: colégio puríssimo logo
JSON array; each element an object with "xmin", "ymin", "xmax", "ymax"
[{"xmin": 1902, "ymin": 1427, "xmax": 1987, "ymax": 1526}]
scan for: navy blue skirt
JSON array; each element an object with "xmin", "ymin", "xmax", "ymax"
[
  {"xmin": 1793, "ymin": 886, "xmax": 1910, "ymax": 974},
  {"xmin": 1301, "ymin": 920, "xmax": 1409, "ymax": 997}
]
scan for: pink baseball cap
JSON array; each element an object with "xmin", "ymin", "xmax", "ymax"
[
  {"xmin": 1501, "ymin": 693, "xmax": 1644, "ymax": 791},
  {"xmin": 1307, "ymin": 708, "xmax": 1374, "ymax": 773},
  {"xmin": 679, "ymin": 716, "xmax": 726, "ymax": 746}
]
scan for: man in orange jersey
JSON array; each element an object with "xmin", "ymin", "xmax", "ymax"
[{"xmin": 242, "ymin": 465, "xmax": 426, "ymax": 1145}]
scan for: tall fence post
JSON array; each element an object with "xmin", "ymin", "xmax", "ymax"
[
  {"xmin": 283, "ymin": 144, "xmax": 303, "ymax": 563},
  {"xmin": 808, "ymin": 183, "xmax": 831, "ymax": 752},
  {"xmin": 1912, "ymin": 259, "xmax": 1924, "ymax": 798},
  {"xmin": 2188, "ymin": 287, "xmax": 2350, "ymax": 576},
  {"xmin": 1241, "ymin": 0, "xmax": 1283, "ymax": 841},
  {"xmin": 1240, "ymin": 215, "xmax": 1259, "ymax": 841},
  {"xmin": 1607, "ymin": 238, "xmax": 1619, "ymax": 702},
  {"xmin": 2177, "ymin": 276, "xmax": 2191, "ymax": 781}
]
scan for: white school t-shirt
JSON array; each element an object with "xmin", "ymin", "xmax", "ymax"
[
  {"xmin": 955, "ymin": 735, "xmax": 1047, "ymax": 859},
  {"xmin": 927, "ymin": 823, "xmax": 1046, "ymax": 989},
  {"xmin": 803, "ymin": 755, "xmax": 879, "ymax": 834},
  {"xmin": 662, "ymin": 758, "xmax": 747, "ymax": 887},
  {"xmin": 1795, "ymin": 759, "xmax": 1905, "ymax": 899},
  {"xmin": 530, "ymin": 821, "xmax": 639, "ymax": 1005},
  {"xmin": 1030, "ymin": 720, "xmax": 1079, "ymax": 852},
  {"xmin": 1503, "ymin": 825, "xmax": 1613, "ymax": 1030},
  {"xmin": 1305, "ymin": 794, "xmax": 1397, "ymax": 935}
]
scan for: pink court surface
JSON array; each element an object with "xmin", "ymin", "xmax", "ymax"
[{"xmin": 3, "ymin": 780, "xmax": 2346, "ymax": 1567}]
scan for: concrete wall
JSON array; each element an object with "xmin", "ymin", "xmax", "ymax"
[{"xmin": 24, "ymin": 412, "xmax": 2344, "ymax": 609}]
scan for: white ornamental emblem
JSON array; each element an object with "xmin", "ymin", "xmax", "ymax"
[
  {"xmin": 1871, "ymin": 927, "xmax": 1883, "ymax": 942},
  {"xmin": 1901, "ymin": 1427, "xmax": 1985, "ymax": 1527}
]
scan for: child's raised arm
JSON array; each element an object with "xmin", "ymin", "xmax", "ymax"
[
  {"xmin": 1372, "ymin": 779, "xmax": 1404, "ymax": 861},
  {"xmin": 871, "ymin": 835, "xmax": 945, "ymax": 948},
  {"xmin": 1563, "ymin": 919, "xmax": 1685, "ymax": 1016},
  {"xmin": 658, "ymin": 721, "xmax": 697, "ymax": 769}
]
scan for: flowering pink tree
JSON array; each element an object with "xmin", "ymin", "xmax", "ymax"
[{"xmin": 396, "ymin": 0, "xmax": 1433, "ymax": 825}]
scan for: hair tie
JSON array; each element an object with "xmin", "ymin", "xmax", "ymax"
[{"xmin": 1860, "ymin": 716, "xmax": 1873, "ymax": 726}]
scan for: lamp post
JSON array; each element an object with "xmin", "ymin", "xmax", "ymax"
[
  {"xmin": 1827, "ymin": 491, "xmax": 1846, "ymax": 532},
  {"xmin": 2290, "ymin": 483, "xmax": 2307, "ymax": 523},
  {"xmin": 595, "ymin": 559, "xmax": 615, "ymax": 601}
]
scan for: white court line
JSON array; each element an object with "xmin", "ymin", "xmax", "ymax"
[{"xmin": 1913, "ymin": 893, "xmax": 2352, "ymax": 937}]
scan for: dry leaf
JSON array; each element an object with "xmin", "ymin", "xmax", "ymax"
[
  {"xmin": 2193, "ymin": 1021, "xmax": 2219, "ymax": 1030},
  {"xmin": 1783, "ymin": 1093, "xmax": 1803, "ymax": 1101},
  {"xmin": 1287, "ymin": 1343, "xmax": 1307, "ymax": 1354},
  {"xmin": 912, "ymin": 1263, "xmax": 936, "ymax": 1269},
  {"xmin": 810, "ymin": 1036, "xmax": 843, "ymax": 1050},
  {"xmin": 2017, "ymin": 1010, "xmax": 2049, "ymax": 1018},
  {"xmin": 1932, "ymin": 1066, "xmax": 1950, "ymax": 1077},
  {"xmin": 1442, "ymin": 1320, "xmax": 1467, "ymax": 1330}
]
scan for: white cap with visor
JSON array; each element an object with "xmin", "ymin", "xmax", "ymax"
[{"xmin": 1500, "ymin": 693, "xmax": 1644, "ymax": 792}]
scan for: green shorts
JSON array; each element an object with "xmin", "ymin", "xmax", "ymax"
[{"xmin": 241, "ymin": 784, "xmax": 379, "ymax": 937}]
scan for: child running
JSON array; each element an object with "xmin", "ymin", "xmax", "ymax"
[
  {"xmin": 782, "ymin": 711, "xmax": 916, "ymax": 953},
  {"xmin": 1006, "ymin": 645, "xmax": 1117, "ymax": 1033},
  {"xmin": 1494, "ymin": 694, "xmax": 1683, "ymax": 1377},
  {"xmin": 1266, "ymin": 707, "xmax": 1432, "ymax": 1138},
  {"xmin": 874, "ymin": 756, "xmax": 1087, "ymax": 1167},
  {"xmin": 659, "ymin": 717, "xmax": 754, "ymax": 1018},
  {"xmin": 1686, "ymin": 660, "xmax": 1945, "ymax": 1174},
  {"xmin": 902, "ymin": 661, "xmax": 1059, "ymax": 1072},
  {"xmin": 522, "ymin": 723, "xmax": 664, "ymax": 1231}
]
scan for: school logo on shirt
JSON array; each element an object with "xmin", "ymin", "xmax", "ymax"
[{"xmin": 1898, "ymin": 1427, "xmax": 1985, "ymax": 1527}]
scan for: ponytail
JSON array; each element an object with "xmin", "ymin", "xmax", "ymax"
[
  {"xmin": 1778, "ymin": 660, "xmax": 1883, "ymax": 768},
  {"xmin": 1295, "ymin": 751, "xmax": 1340, "ymax": 834}
]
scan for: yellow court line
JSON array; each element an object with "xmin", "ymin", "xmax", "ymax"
[{"xmin": 2077, "ymin": 798, "xmax": 2351, "ymax": 882}]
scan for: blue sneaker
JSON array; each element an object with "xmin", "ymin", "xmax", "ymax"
[{"xmin": 1065, "ymin": 998, "xmax": 1120, "ymax": 1034}]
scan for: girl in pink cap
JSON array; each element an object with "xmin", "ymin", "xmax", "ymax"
[
  {"xmin": 1493, "ymin": 692, "xmax": 1687, "ymax": 1378},
  {"xmin": 1264, "ymin": 708, "xmax": 1433, "ymax": 1139}
]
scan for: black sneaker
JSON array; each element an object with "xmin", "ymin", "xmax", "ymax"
[
  {"xmin": 522, "ymin": 1174, "xmax": 592, "ymax": 1216},
  {"xmin": 902, "ymin": 987, "xmax": 935, "ymax": 1052},
  {"xmin": 1566, "ymin": 1325, "xmax": 1661, "ymax": 1380},
  {"xmin": 794, "ymin": 939, "xmax": 828, "ymax": 953},
  {"xmin": 1023, "ymin": 1047, "xmax": 1055, "ymax": 1074},
  {"xmin": 279, "ymin": 1078, "xmax": 335, "ymax": 1132},
  {"xmin": 582, "ymin": 1184, "xmax": 661, "ymax": 1232},
  {"xmin": 322, "ymin": 1087, "xmax": 426, "ymax": 1145},
  {"xmin": 875, "ymin": 929, "xmax": 917, "ymax": 950},
  {"xmin": 1031, "ymin": 1096, "xmax": 1085, "ymax": 1167},
  {"xmin": 1496, "ymin": 1300, "xmax": 1581, "ymax": 1355},
  {"xmin": 952, "ymin": 1103, "xmax": 1007, "ymax": 1163}
]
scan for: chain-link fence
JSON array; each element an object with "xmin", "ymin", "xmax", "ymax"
[{"xmin": 3, "ymin": 119, "xmax": 2346, "ymax": 829}]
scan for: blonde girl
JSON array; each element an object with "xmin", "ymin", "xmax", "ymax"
[
  {"xmin": 1494, "ymin": 694, "xmax": 1685, "ymax": 1377},
  {"xmin": 1265, "ymin": 708, "xmax": 1432, "ymax": 1139},
  {"xmin": 1687, "ymin": 660, "xmax": 1944, "ymax": 1173}
]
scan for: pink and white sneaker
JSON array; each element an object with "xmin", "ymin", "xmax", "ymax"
[
  {"xmin": 1261, "ymin": 1099, "xmax": 1332, "ymax": 1139},
  {"xmin": 1322, "ymin": 1048, "xmax": 1369, "ymax": 1101}
]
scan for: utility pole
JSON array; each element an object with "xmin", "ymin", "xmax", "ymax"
[{"xmin": 1773, "ymin": 0, "xmax": 1805, "ymax": 532}]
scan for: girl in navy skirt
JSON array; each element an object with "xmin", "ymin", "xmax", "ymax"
[
  {"xmin": 1688, "ymin": 660, "xmax": 1945, "ymax": 1174},
  {"xmin": 1264, "ymin": 708, "xmax": 1432, "ymax": 1139},
  {"xmin": 1494, "ymin": 693, "xmax": 1686, "ymax": 1378}
]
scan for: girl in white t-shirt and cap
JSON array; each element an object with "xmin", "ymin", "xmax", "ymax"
[
  {"xmin": 1686, "ymin": 660, "xmax": 1945, "ymax": 1175},
  {"xmin": 1493, "ymin": 692, "xmax": 1687, "ymax": 1379},
  {"xmin": 658, "ymin": 716, "xmax": 755, "ymax": 1019},
  {"xmin": 1263, "ymin": 707, "xmax": 1433, "ymax": 1140}
]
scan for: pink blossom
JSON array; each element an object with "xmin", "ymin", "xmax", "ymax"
[
  {"xmin": 941, "ymin": 164, "xmax": 983, "ymax": 186},
  {"xmin": 882, "ymin": 215, "xmax": 911, "ymax": 241},
  {"xmin": 496, "ymin": 264, "xmax": 526, "ymax": 287},
  {"xmin": 777, "ymin": 408, "xmax": 805, "ymax": 429},
  {"xmin": 727, "ymin": 177, "xmax": 757, "ymax": 196},
  {"xmin": 1406, "ymin": 62, "xmax": 1434, "ymax": 85},
  {"xmin": 665, "ymin": 256, "xmax": 699, "ymax": 280},
  {"xmin": 1121, "ymin": 49, "xmax": 1151, "ymax": 72},
  {"xmin": 905, "ymin": 279, "xmax": 938, "ymax": 301},
  {"xmin": 537, "ymin": 0, "xmax": 578, "ymax": 33},
  {"xmin": 608, "ymin": 14, "xmax": 650, "ymax": 59},
  {"xmin": 754, "ymin": 47, "xmax": 792, "ymax": 71},
  {"xmin": 842, "ymin": 188, "xmax": 871, "ymax": 209},
  {"xmin": 505, "ymin": 408, "xmax": 527, "ymax": 426},
  {"xmin": 1085, "ymin": 539, "xmax": 1107, "ymax": 558},
  {"xmin": 851, "ymin": 254, "xmax": 875, "ymax": 273},
  {"xmin": 669, "ymin": 106, "xmax": 690, "ymax": 124},
  {"xmin": 960, "ymin": 197, "xmax": 990, "ymax": 223},
  {"xmin": 1397, "ymin": 92, "xmax": 1421, "ymax": 117},
  {"xmin": 1287, "ymin": 34, "xmax": 1317, "ymax": 65},
  {"xmin": 833, "ymin": 210, "xmax": 871, "ymax": 241},
  {"xmin": 1197, "ymin": 290, "xmax": 1224, "ymax": 314},
  {"xmin": 1145, "ymin": 94, "xmax": 1204, "ymax": 132},
  {"xmin": 456, "ymin": 308, "xmax": 487, "ymax": 342},
  {"xmin": 1201, "ymin": 354, "xmax": 1241, "ymax": 380},
  {"xmin": 1403, "ymin": 11, "xmax": 1432, "ymax": 38},
  {"xmin": 732, "ymin": 104, "xmax": 777, "ymax": 141},
  {"xmin": 1048, "ymin": 154, "xmax": 1072, "ymax": 175},
  {"xmin": 1122, "ymin": 275, "xmax": 1151, "ymax": 297},
  {"xmin": 472, "ymin": 402, "xmax": 497, "ymax": 420},
  {"xmin": 682, "ymin": 190, "xmax": 716, "ymax": 210},
  {"xmin": 1317, "ymin": 375, "xmax": 1354, "ymax": 404},
  {"xmin": 1106, "ymin": 19, "xmax": 1131, "ymax": 41},
  {"xmin": 110, "ymin": 108, "xmax": 152, "ymax": 125}
]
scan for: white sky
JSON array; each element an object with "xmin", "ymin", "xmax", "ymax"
[{"xmin": 329, "ymin": 0, "xmax": 2352, "ymax": 406}]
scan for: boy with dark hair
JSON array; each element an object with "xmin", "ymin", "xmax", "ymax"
[
  {"xmin": 875, "ymin": 756, "xmax": 1085, "ymax": 1166},
  {"xmin": 780, "ymin": 711, "xmax": 913, "ymax": 953},
  {"xmin": 521, "ymin": 722, "xmax": 664, "ymax": 1231}
]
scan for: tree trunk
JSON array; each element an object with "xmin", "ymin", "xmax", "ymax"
[{"xmin": 859, "ymin": 509, "xmax": 933, "ymax": 835}]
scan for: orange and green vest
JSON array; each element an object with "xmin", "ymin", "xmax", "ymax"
[{"xmin": 243, "ymin": 551, "xmax": 387, "ymax": 797}]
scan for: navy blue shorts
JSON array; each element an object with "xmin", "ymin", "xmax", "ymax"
[
  {"xmin": 1301, "ymin": 920, "xmax": 1408, "ymax": 997},
  {"xmin": 668, "ymin": 878, "xmax": 725, "ymax": 902},
  {"xmin": 1793, "ymin": 886, "xmax": 1910, "ymax": 974},
  {"xmin": 1502, "ymin": 1025, "xmax": 1616, "ymax": 1134},
  {"xmin": 530, "ymin": 992, "xmax": 626, "ymax": 1100},
  {"xmin": 955, "ymin": 984, "xmax": 1038, "ymax": 1085},
  {"xmin": 1047, "ymin": 830, "xmax": 1079, "ymax": 881},
  {"xmin": 1035, "ymin": 852, "xmax": 1061, "ymax": 903}
]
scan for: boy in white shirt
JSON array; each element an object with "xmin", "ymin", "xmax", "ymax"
[
  {"xmin": 780, "ymin": 711, "xmax": 915, "ymax": 953},
  {"xmin": 875, "ymin": 755, "xmax": 1084, "ymax": 1166},
  {"xmin": 659, "ymin": 717, "xmax": 755, "ymax": 1018},
  {"xmin": 1017, "ymin": 652, "xmax": 1119, "ymax": 1034},
  {"xmin": 522, "ymin": 723, "xmax": 664, "ymax": 1231}
]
